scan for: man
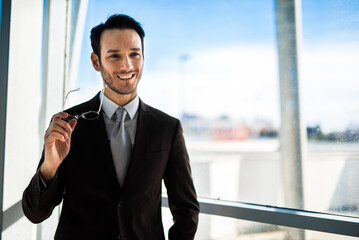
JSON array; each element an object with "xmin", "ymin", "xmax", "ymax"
[{"xmin": 22, "ymin": 14, "xmax": 199, "ymax": 240}]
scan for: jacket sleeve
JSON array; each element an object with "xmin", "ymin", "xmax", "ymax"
[
  {"xmin": 164, "ymin": 121, "xmax": 200, "ymax": 240},
  {"xmin": 22, "ymin": 156, "xmax": 65, "ymax": 224}
]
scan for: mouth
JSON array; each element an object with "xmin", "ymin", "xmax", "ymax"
[{"xmin": 116, "ymin": 73, "xmax": 136, "ymax": 81}]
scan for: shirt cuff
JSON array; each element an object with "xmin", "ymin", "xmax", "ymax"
[{"xmin": 38, "ymin": 170, "xmax": 56, "ymax": 190}]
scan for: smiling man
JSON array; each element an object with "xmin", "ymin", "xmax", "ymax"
[{"xmin": 22, "ymin": 14, "xmax": 199, "ymax": 240}]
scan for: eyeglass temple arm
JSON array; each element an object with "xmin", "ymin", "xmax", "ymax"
[
  {"xmin": 97, "ymin": 85, "xmax": 107, "ymax": 113},
  {"xmin": 62, "ymin": 87, "xmax": 80, "ymax": 111}
]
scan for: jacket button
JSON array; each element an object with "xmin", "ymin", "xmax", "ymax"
[{"xmin": 118, "ymin": 201, "xmax": 124, "ymax": 208}]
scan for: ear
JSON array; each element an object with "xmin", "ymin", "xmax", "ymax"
[{"xmin": 91, "ymin": 52, "xmax": 100, "ymax": 71}]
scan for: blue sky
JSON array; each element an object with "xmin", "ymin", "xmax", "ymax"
[
  {"xmin": 73, "ymin": 0, "xmax": 359, "ymax": 132},
  {"xmin": 301, "ymin": 0, "xmax": 359, "ymax": 43},
  {"xmin": 79, "ymin": 0, "xmax": 276, "ymax": 72},
  {"xmin": 79, "ymin": 0, "xmax": 359, "ymax": 68}
]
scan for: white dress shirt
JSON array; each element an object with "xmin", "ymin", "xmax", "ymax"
[{"xmin": 100, "ymin": 92, "xmax": 139, "ymax": 147}]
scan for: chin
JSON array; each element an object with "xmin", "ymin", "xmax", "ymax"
[{"xmin": 110, "ymin": 85, "xmax": 137, "ymax": 95}]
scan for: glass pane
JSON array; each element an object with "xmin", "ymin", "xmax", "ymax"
[
  {"xmin": 301, "ymin": 0, "xmax": 359, "ymax": 217},
  {"xmin": 73, "ymin": 0, "xmax": 359, "ymax": 218}
]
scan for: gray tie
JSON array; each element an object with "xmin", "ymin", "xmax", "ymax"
[{"xmin": 110, "ymin": 107, "xmax": 132, "ymax": 186}]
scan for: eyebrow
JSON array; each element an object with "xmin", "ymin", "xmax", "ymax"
[{"xmin": 106, "ymin": 48, "xmax": 141, "ymax": 53}]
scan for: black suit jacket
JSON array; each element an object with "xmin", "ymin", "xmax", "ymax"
[{"xmin": 22, "ymin": 93, "xmax": 199, "ymax": 240}]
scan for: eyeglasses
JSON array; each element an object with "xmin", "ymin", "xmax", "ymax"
[{"xmin": 62, "ymin": 85, "xmax": 107, "ymax": 121}]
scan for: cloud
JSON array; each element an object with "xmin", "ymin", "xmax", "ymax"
[{"xmin": 140, "ymin": 43, "xmax": 359, "ymax": 131}]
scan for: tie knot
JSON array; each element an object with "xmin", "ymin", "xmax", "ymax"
[{"xmin": 115, "ymin": 107, "xmax": 127, "ymax": 122}]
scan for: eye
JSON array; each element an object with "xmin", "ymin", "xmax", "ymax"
[
  {"xmin": 130, "ymin": 52, "xmax": 141, "ymax": 57},
  {"xmin": 109, "ymin": 54, "xmax": 119, "ymax": 58}
]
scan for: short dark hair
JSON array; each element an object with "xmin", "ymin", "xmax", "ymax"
[{"xmin": 90, "ymin": 14, "xmax": 145, "ymax": 59}]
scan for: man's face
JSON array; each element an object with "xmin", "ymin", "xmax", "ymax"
[{"xmin": 94, "ymin": 28, "xmax": 143, "ymax": 98}]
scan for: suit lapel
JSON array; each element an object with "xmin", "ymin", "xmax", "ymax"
[{"xmin": 85, "ymin": 94, "xmax": 121, "ymax": 192}]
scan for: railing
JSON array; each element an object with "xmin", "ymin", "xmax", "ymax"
[
  {"xmin": 3, "ymin": 195, "xmax": 359, "ymax": 237},
  {"xmin": 2, "ymin": 201, "xmax": 22, "ymax": 231},
  {"xmin": 162, "ymin": 196, "xmax": 359, "ymax": 238}
]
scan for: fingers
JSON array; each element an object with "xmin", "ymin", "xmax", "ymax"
[
  {"xmin": 68, "ymin": 119, "xmax": 77, "ymax": 138},
  {"xmin": 68, "ymin": 118, "xmax": 77, "ymax": 131},
  {"xmin": 45, "ymin": 112, "xmax": 77, "ymax": 143},
  {"xmin": 46, "ymin": 131, "xmax": 68, "ymax": 143}
]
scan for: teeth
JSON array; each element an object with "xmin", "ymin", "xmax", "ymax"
[{"xmin": 117, "ymin": 74, "xmax": 133, "ymax": 80}]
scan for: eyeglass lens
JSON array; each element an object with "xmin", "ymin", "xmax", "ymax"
[{"xmin": 80, "ymin": 111, "xmax": 99, "ymax": 120}]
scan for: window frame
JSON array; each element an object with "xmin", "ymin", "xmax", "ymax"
[
  {"xmin": 0, "ymin": 0, "xmax": 11, "ymax": 235},
  {"xmin": 162, "ymin": 196, "xmax": 359, "ymax": 237}
]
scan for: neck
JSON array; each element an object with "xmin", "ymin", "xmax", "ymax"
[{"xmin": 104, "ymin": 88, "xmax": 137, "ymax": 107}]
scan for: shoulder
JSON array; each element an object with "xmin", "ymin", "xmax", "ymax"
[
  {"xmin": 64, "ymin": 93, "xmax": 100, "ymax": 116},
  {"xmin": 139, "ymin": 100, "xmax": 179, "ymax": 125}
]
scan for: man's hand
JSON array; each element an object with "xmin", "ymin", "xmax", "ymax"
[{"xmin": 40, "ymin": 112, "xmax": 77, "ymax": 183}]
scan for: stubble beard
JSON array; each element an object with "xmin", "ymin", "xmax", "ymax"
[{"xmin": 100, "ymin": 64, "xmax": 142, "ymax": 95}]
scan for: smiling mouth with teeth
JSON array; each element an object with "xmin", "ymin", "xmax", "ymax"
[{"xmin": 117, "ymin": 73, "xmax": 135, "ymax": 80}]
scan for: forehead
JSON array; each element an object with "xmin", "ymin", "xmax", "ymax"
[{"xmin": 100, "ymin": 28, "xmax": 142, "ymax": 52}]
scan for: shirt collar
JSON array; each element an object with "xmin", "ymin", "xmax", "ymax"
[{"xmin": 100, "ymin": 91, "xmax": 139, "ymax": 120}]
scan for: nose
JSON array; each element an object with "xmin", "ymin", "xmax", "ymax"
[{"xmin": 119, "ymin": 55, "xmax": 132, "ymax": 72}]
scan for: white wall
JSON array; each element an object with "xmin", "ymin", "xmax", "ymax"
[{"xmin": 3, "ymin": 0, "xmax": 43, "ymax": 239}]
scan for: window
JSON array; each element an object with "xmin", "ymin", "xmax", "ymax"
[
  {"xmin": 1, "ymin": 0, "xmax": 358, "ymax": 239},
  {"xmin": 76, "ymin": 0, "xmax": 359, "ymax": 238},
  {"xmin": 300, "ymin": 0, "xmax": 359, "ymax": 217}
]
